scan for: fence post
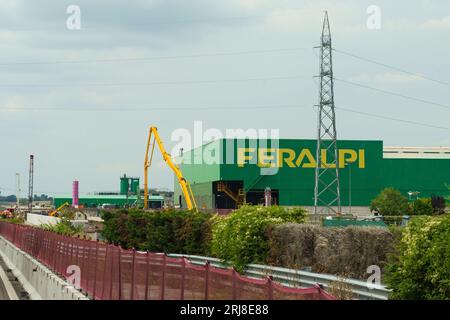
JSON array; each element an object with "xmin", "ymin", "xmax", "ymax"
[
  {"xmin": 68, "ymin": 235, "xmax": 75, "ymax": 273},
  {"xmin": 92, "ymin": 240, "xmax": 100, "ymax": 299},
  {"xmin": 100, "ymin": 243, "xmax": 109, "ymax": 300},
  {"xmin": 144, "ymin": 251, "xmax": 150, "ymax": 300},
  {"xmin": 180, "ymin": 258, "xmax": 186, "ymax": 300},
  {"xmin": 204, "ymin": 261, "xmax": 210, "ymax": 300},
  {"xmin": 61, "ymin": 235, "xmax": 69, "ymax": 276},
  {"xmin": 51, "ymin": 232, "xmax": 58, "ymax": 271},
  {"xmin": 74, "ymin": 236, "xmax": 80, "ymax": 271},
  {"xmin": 109, "ymin": 245, "xmax": 115, "ymax": 300},
  {"xmin": 267, "ymin": 276, "xmax": 274, "ymax": 300},
  {"xmin": 160, "ymin": 254, "xmax": 166, "ymax": 300},
  {"xmin": 12, "ymin": 223, "xmax": 16, "ymax": 244},
  {"xmin": 118, "ymin": 246, "xmax": 122, "ymax": 300},
  {"xmin": 130, "ymin": 248, "xmax": 136, "ymax": 300},
  {"xmin": 232, "ymin": 268, "xmax": 237, "ymax": 300}
]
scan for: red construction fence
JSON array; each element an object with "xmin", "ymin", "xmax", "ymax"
[{"xmin": 0, "ymin": 222, "xmax": 335, "ymax": 300}]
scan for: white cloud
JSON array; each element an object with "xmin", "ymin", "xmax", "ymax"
[
  {"xmin": 348, "ymin": 73, "xmax": 424, "ymax": 85},
  {"xmin": 421, "ymin": 15, "xmax": 450, "ymax": 30}
]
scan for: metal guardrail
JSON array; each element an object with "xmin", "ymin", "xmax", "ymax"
[{"xmin": 168, "ymin": 254, "xmax": 391, "ymax": 300}]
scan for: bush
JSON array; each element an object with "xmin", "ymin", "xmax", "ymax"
[
  {"xmin": 210, "ymin": 205, "xmax": 306, "ymax": 271},
  {"xmin": 370, "ymin": 188, "xmax": 409, "ymax": 216},
  {"xmin": 268, "ymin": 224, "xmax": 397, "ymax": 279},
  {"xmin": 386, "ymin": 215, "xmax": 450, "ymax": 299},
  {"xmin": 41, "ymin": 218, "xmax": 82, "ymax": 236},
  {"xmin": 101, "ymin": 209, "xmax": 211, "ymax": 255},
  {"xmin": 409, "ymin": 198, "xmax": 434, "ymax": 216},
  {"xmin": 431, "ymin": 195, "xmax": 446, "ymax": 215}
]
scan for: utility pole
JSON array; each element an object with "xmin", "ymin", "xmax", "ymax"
[
  {"xmin": 346, "ymin": 161, "xmax": 352, "ymax": 215},
  {"xmin": 28, "ymin": 155, "xmax": 34, "ymax": 214},
  {"xmin": 16, "ymin": 173, "xmax": 20, "ymax": 211},
  {"xmin": 314, "ymin": 12, "xmax": 341, "ymax": 215}
]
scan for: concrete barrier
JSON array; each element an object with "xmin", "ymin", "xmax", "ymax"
[
  {"xmin": 0, "ymin": 235, "xmax": 89, "ymax": 300},
  {"xmin": 26, "ymin": 213, "xmax": 60, "ymax": 226}
]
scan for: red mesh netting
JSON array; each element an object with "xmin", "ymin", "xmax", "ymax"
[{"xmin": 0, "ymin": 222, "xmax": 335, "ymax": 300}]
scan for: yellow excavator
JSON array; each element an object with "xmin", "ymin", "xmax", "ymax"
[
  {"xmin": 49, "ymin": 202, "xmax": 70, "ymax": 217},
  {"xmin": 144, "ymin": 126, "xmax": 197, "ymax": 211}
]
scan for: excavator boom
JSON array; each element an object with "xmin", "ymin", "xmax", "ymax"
[
  {"xmin": 49, "ymin": 202, "xmax": 70, "ymax": 217},
  {"xmin": 144, "ymin": 127, "xmax": 197, "ymax": 211}
]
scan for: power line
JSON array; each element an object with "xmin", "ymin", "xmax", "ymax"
[
  {"xmin": 0, "ymin": 104, "xmax": 307, "ymax": 112},
  {"xmin": 0, "ymin": 75, "xmax": 306, "ymax": 88},
  {"xmin": 8, "ymin": 8, "xmax": 318, "ymax": 32},
  {"xmin": 334, "ymin": 77, "xmax": 450, "ymax": 111},
  {"xmin": 336, "ymin": 106, "xmax": 450, "ymax": 131},
  {"xmin": 0, "ymin": 47, "xmax": 306, "ymax": 67},
  {"xmin": 1, "ymin": 103, "xmax": 448, "ymax": 131},
  {"xmin": 333, "ymin": 48, "xmax": 450, "ymax": 87}
]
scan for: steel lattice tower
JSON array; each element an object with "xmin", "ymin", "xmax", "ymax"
[{"xmin": 314, "ymin": 12, "xmax": 341, "ymax": 215}]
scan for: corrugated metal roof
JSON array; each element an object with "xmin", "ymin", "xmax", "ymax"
[{"xmin": 383, "ymin": 146, "xmax": 450, "ymax": 159}]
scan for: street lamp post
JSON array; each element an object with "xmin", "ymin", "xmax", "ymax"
[{"xmin": 345, "ymin": 161, "xmax": 353, "ymax": 215}]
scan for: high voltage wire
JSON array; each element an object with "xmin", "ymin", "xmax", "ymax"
[
  {"xmin": 334, "ymin": 77, "xmax": 450, "ymax": 111},
  {"xmin": 0, "ymin": 75, "xmax": 306, "ymax": 88},
  {"xmin": 7, "ymin": 8, "xmax": 318, "ymax": 32},
  {"xmin": 0, "ymin": 104, "xmax": 306, "ymax": 111},
  {"xmin": 1, "ymin": 104, "xmax": 448, "ymax": 131},
  {"xmin": 336, "ymin": 107, "xmax": 450, "ymax": 131},
  {"xmin": 333, "ymin": 48, "xmax": 450, "ymax": 87},
  {"xmin": 3, "ymin": 74, "xmax": 449, "ymax": 115},
  {"xmin": 0, "ymin": 47, "xmax": 306, "ymax": 67}
]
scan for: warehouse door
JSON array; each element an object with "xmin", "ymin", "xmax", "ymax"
[
  {"xmin": 213, "ymin": 180, "xmax": 244, "ymax": 209},
  {"xmin": 246, "ymin": 189, "xmax": 279, "ymax": 206}
]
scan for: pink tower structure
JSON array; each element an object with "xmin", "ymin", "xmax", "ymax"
[{"xmin": 72, "ymin": 180, "xmax": 79, "ymax": 208}]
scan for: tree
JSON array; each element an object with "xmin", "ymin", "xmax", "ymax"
[
  {"xmin": 370, "ymin": 188, "xmax": 409, "ymax": 216},
  {"xmin": 386, "ymin": 215, "xmax": 450, "ymax": 299},
  {"xmin": 409, "ymin": 198, "xmax": 434, "ymax": 215},
  {"xmin": 431, "ymin": 195, "xmax": 446, "ymax": 215},
  {"xmin": 210, "ymin": 205, "xmax": 306, "ymax": 271}
]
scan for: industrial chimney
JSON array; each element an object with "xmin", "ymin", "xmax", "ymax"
[{"xmin": 72, "ymin": 180, "xmax": 79, "ymax": 208}]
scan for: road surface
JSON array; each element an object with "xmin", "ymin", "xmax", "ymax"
[{"xmin": 0, "ymin": 256, "xmax": 20, "ymax": 300}]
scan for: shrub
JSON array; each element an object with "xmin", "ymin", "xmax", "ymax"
[
  {"xmin": 385, "ymin": 215, "xmax": 450, "ymax": 299},
  {"xmin": 409, "ymin": 198, "xmax": 434, "ymax": 216},
  {"xmin": 101, "ymin": 209, "xmax": 211, "ymax": 255},
  {"xmin": 431, "ymin": 195, "xmax": 446, "ymax": 215},
  {"xmin": 268, "ymin": 223, "xmax": 397, "ymax": 280},
  {"xmin": 370, "ymin": 188, "xmax": 409, "ymax": 216},
  {"xmin": 41, "ymin": 218, "xmax": 82, "ymax": 236},
  {"xmin": 210, "ymin": 205, "xmax": 306, "ymax": 271}
]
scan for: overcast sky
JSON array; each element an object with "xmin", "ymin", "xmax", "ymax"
[{"xmin": 1, "ymin": 0, "xmax": 449, "ymax": 196}]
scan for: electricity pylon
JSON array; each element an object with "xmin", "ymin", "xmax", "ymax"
[{"xmin": 314, "ymin": 11, "xmax": 341, "ymax": 215}]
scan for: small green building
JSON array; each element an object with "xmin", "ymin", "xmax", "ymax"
[
  {"xmin": 53, "ymin": 194, "xmax": 164, "ymax": 209},
  {"xmin": 174, "ymin": 139, "xmax": 450, "ymax": 212}
]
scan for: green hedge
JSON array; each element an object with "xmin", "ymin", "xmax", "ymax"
[
  {"xmin": 211, "ymin": 205, "xmax": 306, "ymax": 271},
  {"xmin": 101, "ymin": 209, "xmax": 211, "ymax": 255},
  {"xmin": 386, "ymin": 214, "xmax": 450, "ymax": 299}
]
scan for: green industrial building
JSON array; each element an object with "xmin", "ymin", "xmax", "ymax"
[
  {"xmin": 53, "ymin": 194, "xmax": 164, "ymax": 209},
  {"xmin": 53, "ymin": 174, "xmax": 164, "ymax": 209},
  {"xmin": 174, "ymin": 139, "xmax": 450, "ymax": 213}
]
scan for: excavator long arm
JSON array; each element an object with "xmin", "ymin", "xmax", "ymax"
[
  {"xmin": 49, "ymin": 202, "xmax": 69, "ymax": 217},
  {"xmin": 144, "ymin": 126, "xmax": 197, "ymax": 211}
]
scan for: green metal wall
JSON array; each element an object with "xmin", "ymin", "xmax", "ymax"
[{"xmin": 175, "ymin": 139, "xmax": 450, "ymax": 209}]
